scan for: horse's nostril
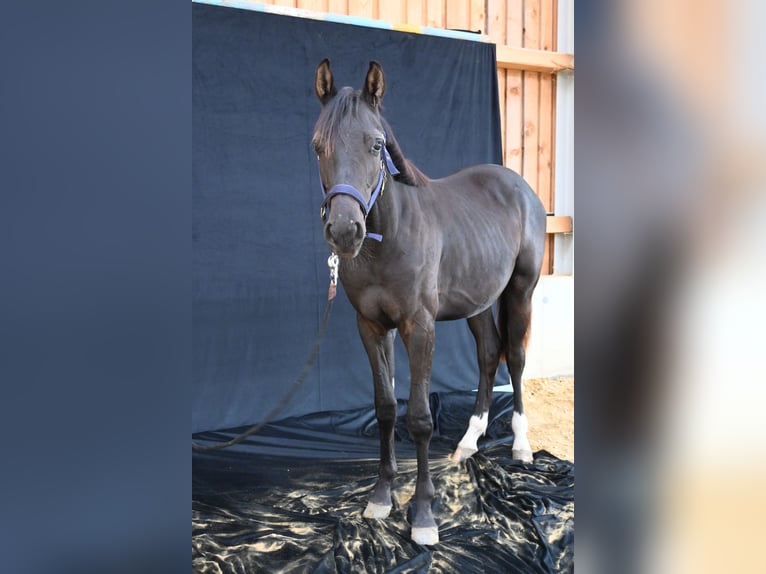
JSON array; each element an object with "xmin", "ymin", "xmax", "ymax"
[{"xmin": 324, "ymin": 217, "xmax": 362, "ymax": 251}]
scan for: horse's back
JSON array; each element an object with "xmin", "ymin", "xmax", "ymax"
[
  {"xmin": 456, "ymin": 164, "xmax": 547, "ymax": 282},
  {"xmin": 416, "ymin": 164, "xmax": 546, "ymax": 319},
  {"xmin": 429, "ymin": 163, "xmax": 546, "ymax": 244}
]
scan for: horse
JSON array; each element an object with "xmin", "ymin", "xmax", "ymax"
[{"xmin": 312, "ymin": 59, "xmax": 547, "ymax": 546}]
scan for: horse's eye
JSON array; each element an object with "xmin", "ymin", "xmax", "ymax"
[{"xmin": 372, "ymin": 141, "xmax": 383, "ymax": 153}]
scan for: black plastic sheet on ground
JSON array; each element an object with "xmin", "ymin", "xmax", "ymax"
[{"xmin": 193, "ymin": 392, "xmax": 574, "ymax": 573}]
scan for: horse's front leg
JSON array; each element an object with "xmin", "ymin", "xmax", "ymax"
[
  {"xmin": 399, "ymin": 312, "xmax": 438, "ymax": 545},
  {"xmin": 357, "ymin": 315, "xmax": 398, "ymax": 519}
]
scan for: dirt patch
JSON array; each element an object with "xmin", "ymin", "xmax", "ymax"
[{"xmin": 524, "ymin": 376, "xmax": 574, "ymax": 462}]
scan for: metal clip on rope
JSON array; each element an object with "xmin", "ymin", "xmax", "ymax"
[{"xmin": 327, "ymin": 253, "xmax": 339, "ymax": 300}]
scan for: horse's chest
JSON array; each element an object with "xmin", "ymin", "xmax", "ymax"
[
  {"xmin": 341, "ymin": 274, "xmax": 420, "ymax": 329},
  {"xmin": 344, "ymin": 286, "xmax": 392, "ymax": 327}
]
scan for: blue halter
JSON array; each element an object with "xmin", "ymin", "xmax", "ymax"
[{"xmin": 319, "ymin": 139, "xmax": 399, "ymax": 243}]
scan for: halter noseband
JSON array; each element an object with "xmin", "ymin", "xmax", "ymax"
[{"xmin": 319, "ymin": 138, "xmax": 399, "ymax": 243}]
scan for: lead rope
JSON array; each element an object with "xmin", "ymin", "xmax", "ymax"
[{"xmin": 192, "ymin": 254, "xmax": 340, "ymax": 452}]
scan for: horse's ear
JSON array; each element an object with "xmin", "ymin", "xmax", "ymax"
[
  {"xmin": 362, "ymin": 61, "xmax": 385, "ymax": 109},
  {"xmin": 315, "ymin": 58, "xmax": 336, "ymax": 105}
]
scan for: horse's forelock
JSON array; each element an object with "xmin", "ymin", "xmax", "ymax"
[{"xmin": 313, "ymin": 87, "xmax": 361, "ymax": 155}]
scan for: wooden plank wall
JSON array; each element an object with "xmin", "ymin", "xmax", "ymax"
[{"xmin": 263, "ymin": 0, "xmax": 559, "ymax": 273}]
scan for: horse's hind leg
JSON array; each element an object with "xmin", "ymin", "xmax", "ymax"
[
  {"xmin": 357, "ymin": 316, "xmax": 397, "ymax": 519},
  {"xmin": 451, "ymin": 308, "xmax": 501, "ymax": 462},
  {"xmin": 502, "ymin": 266, "xmax": 541, "ymax": 463}
]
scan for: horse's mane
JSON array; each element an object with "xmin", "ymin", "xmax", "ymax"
[
  {"xmin": 313, "ymin": 87, "xmax": 430, "ymax": 188},
  {"xmin": 379, "ymin": 116, "xmax": 430, "ymax": 187}
]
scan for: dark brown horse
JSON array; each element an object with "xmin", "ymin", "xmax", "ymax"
[{"xmin": 313, "ymin": 59, "xmax": 546, "ymax": 546}]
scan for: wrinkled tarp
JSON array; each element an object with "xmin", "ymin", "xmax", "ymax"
[{"xmin": 193, "ymin": 392, "xmax": 574, "ymax": 573}]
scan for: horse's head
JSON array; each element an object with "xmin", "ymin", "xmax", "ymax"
[{"xmin": 313, "ymin": 59, "xmax": 389, "ymax": 258}]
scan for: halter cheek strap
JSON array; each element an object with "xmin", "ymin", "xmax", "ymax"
[
  {"xmin": 382, "ymin": 143, "xmax": 399, "ymax": 177},
  {"xmin": 319, "ymin": 139, "xmax": 399, "ymax": 243}
]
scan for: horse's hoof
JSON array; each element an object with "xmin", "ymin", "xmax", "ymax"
[
  {"xmin": 411, "ymin": 526, "xmax": 439, "ymax": 546},
  {"xmin": 363, "ymin": 502, "xmax": 392, "ymax": 519},
  {"xmin": 512, "ymin": 448, "xmax": 534, "ymax": 463},
  {"xmin": 450, "ymin": 445, "xmax": 477, "ymax": 463}
]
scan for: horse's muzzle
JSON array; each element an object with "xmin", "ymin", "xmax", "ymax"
[{"xmin": 324, "ymin": 213, "xmax": 365, "ymax": 258}]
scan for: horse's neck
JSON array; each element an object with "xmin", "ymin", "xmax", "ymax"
[{"xmin": 366, "ymin": 176, "xmax": 403, "ymax": 242}]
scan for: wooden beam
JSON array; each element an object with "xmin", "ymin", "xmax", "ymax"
[
  {"xmin": 546, "ymin": 215, "xmax": 572, "ymax": 234},
  {"xmin": 495, "ymin": 44, "xmax": 574, "ymax": 73}
]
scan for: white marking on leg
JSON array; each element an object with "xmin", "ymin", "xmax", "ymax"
[
  {"xmin": 512, "ymin": 411, "xmax": 533, "ymax": 461},
  {"xmin": 457, "ymin": 412, "xmax": 488, "ymax": 452},
  {"xmin": 411, "ymin": 526, "xmax": 439, "ymax": 546},
  {"xmin": 364, "ymin": 501, "xmax": 392, "ymax": 519},
  {"xmin": 391, "ymin": 376, "xmax": 395, "ymax": 390}
]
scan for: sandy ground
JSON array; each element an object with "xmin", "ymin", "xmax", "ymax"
[{"xmin": 524, "ymin": 376, "xmax": 574, "ymax": 462}]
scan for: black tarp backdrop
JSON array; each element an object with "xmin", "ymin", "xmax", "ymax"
[{"xmin": 193, "ymin": 3, "xmax": 505, "ymax": 433}]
